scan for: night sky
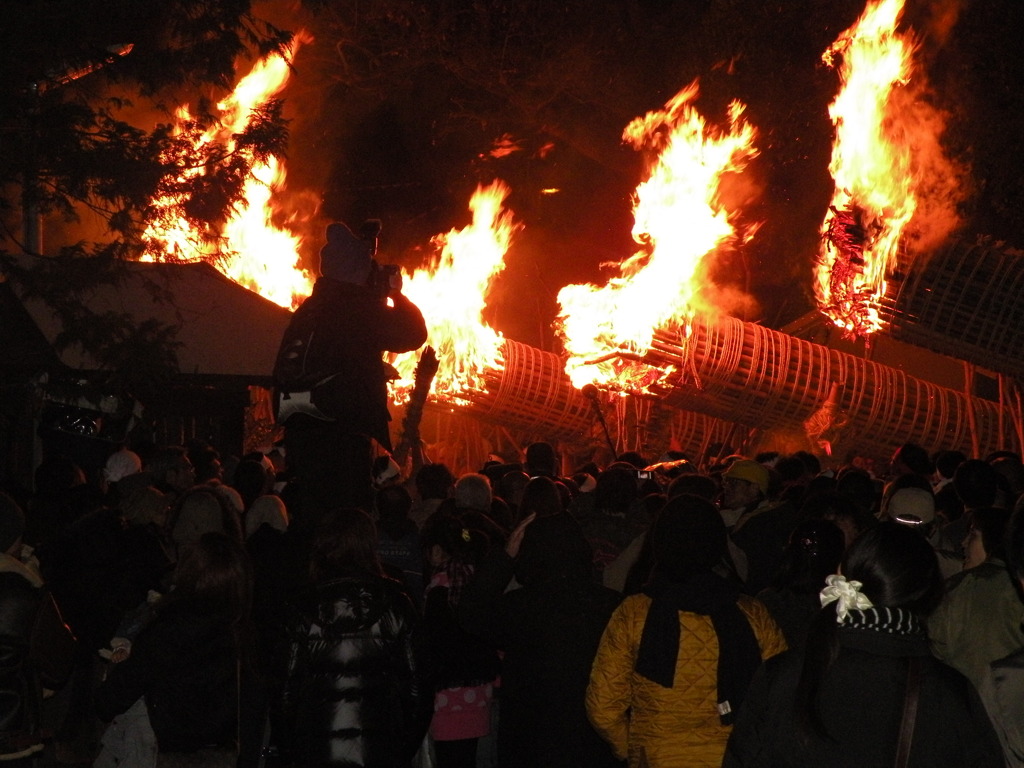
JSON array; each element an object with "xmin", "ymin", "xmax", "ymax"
[
  {"xmin": 9, "ymin": 0, "xmax": 1023, "ymax": 351},
  {"xmin": 259, "ymin": 0, "xmax": 1024, "ymax": 350}
]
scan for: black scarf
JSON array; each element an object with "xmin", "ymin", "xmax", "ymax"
[{"xmin": 636, "ymin": 570, "xmax": 762, "ymax": 725}]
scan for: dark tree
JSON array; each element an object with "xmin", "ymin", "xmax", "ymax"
[{"xmin": 0, "ymin": 0, "xmax": 292, "ymax": 392}]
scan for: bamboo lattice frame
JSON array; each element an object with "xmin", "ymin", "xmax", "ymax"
[
  {"xmin": 459, "ymin": 338, "xmax": 594, "ymax": 438},
  {"xmin": 641, "ymin": 314, "xmax": 1023, "ymax": 461},
  {"xmin": 882, "ymin": 238, "xmax": 1024, "ymax": 379}
]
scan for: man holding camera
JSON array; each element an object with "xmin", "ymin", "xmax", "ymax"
[{"xmin": 273, "ymin": 220, "xmax": 427, "ymax": 519}]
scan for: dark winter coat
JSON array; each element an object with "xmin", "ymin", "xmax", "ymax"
[
  {"xmin": 0, "ymin": 563, "xmax": 51, "ymax": 761},
  {"xmin": 277, "ymin": 574, "xmax": 430, "ymax": 768},
  {"xmin": 273, "ymin": 277, "xmax": 426, "ymax": 449},
  {"xmin": 422, "ymin": 567, "xmax": 501, "ymax": 693},
  {"xmin": 729, "ymin": 499, "xmax": 802, "ymax": 596},
  {"xmin": 95, "ymin": 598, "xmax": 262, "ymax": 763},
  {"xmin": 723, "ymin": 626, "xmax": 1005, "ymax": 767},
  {"xmin": 459, "ymin": 541, "xmax": 625, "ymax": 768},
  {"xmin": 40, "ymin": 506, "xmax": 171, "ymax": 656}
]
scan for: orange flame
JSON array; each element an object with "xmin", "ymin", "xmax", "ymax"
[
  {"xmin": 142, "ymin": 34, "xmax": 314, "ymax": 309},
  {"xmin": 556, "ymin": 81, "xmax": 758, "ymax": 391},
  {"xmin": 815, "ymin": 0, "xmax": 916, "ymax": 335},
  {"xmin": 390, "ymin": 180, "xmax": 520, "ymax": 403}
]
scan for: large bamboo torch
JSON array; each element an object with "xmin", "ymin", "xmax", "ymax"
[
  {"xmin": 879, "ymin": 238, "xmax": 1024, "ymax": 381},
  {"xmin": 634, "ymin": 314, "xmax": 1023, "ymax": 460},
  {"xmin": 440, "ymin": 338, "xmax": 755, "ymax": 458},
  {"xmin": 454, "ymin": 339, "xmax": 595, "ymax": 439}
]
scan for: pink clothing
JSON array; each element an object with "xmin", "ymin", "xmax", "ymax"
[
  {"xmin": 426, "ymin": 569, "xmax": 495, "ymax": 741},
  {"xmin": 430, "ymin": 682, "xmax": 494, "ymax": 741}
]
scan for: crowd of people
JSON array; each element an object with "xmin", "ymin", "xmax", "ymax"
[
  {"xmin": 0, "ymin": 435, "xmax": 1023, "ymax": 767},
  {"xmin": 3, "ymin": 224, "xmax": 1022, "ymax": 767}
]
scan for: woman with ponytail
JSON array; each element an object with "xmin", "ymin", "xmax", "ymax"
[{"xmin": 724, "ymin": 521, "xmax": 1004, "ymax": 767}]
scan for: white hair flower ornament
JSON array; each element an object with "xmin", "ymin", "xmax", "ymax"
[{"xmin": 820, "ymin": 574, "xmax": 873, "ymax": 623}]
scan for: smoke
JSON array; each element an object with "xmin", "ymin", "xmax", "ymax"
[
  {"xmin": 919, "ymin": 0, "xmax": 967, "ymax": 47},
  {"xmin": 889, "ymin": 54, "xmax": 972, "ymax": 258},
  {"xmin": 696, "ymin": 281, "xmax": 762, "ymax": 322}
]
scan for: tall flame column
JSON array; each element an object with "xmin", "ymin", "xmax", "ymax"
[{"xmin": 641, "ymin": 314, "xmax": 1022, "ymax": 459}]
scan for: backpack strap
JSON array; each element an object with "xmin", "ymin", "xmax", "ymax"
[{"xmin": 894, "ymin": 656, "xmax": 923, "ymax": 768}]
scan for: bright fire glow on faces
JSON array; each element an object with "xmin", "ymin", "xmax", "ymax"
[
  {"xmin": 142, "ymin": 33, "xmax": 314, "ymax": 309},
  {"xmin": 555, "ymin": 81, "xmax": 758, "ymax": 391},
  {"xmin": 390, "ymin": 180, "xmax": 520, "ymax": 404},
  {"xmin": 815, "ymin": 0, "xmax": 917, "ymax": 335}
]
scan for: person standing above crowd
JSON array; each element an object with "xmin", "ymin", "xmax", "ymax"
[{"xmin": 273, "ymin": 220, "xmax": 427, "ymax": 519}]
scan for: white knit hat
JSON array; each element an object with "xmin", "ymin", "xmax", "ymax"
[{"xmin": 103, "ymin": 449, "xmax": 142, "ymax": 483}]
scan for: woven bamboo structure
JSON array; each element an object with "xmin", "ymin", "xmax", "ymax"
[
  {"xmin": 454, "ymin": 339, "xmax": 759, "ymax": 459},
  {"xmin": 457, "ymin": 338, "xmax": 595, "ymax": 439},
  {"xmin": 664, "ymin": 407, "xmax": 759, "ymax": 463},
  {"xmin": 630, "ymin": 399, "xmax": 754, "ymax": 464},
  {"xmin": 881, "ymin": 238, "xmax": 1024, "ymax": 379},
  {"xmin": 639, "ymin": 314, "xmax": 1024, "ymax": 460}
]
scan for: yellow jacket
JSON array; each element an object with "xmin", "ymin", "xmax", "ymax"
[{"xmin": 586, "ymin": 592, "xmax": 786, "ymax": 768}]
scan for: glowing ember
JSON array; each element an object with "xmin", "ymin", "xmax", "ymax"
[
  {"xmin": 815, "ymin": 0, "xmax": 916, "ymax": 335},
  {"xmin": 556, "ymin": 80, "xmax": 758, "ymax": 391},
  {"xmin": 142, "ymin": 34, "xmax": 314, "ymax": 309},
  {"xmin": 390, "ymin": 180, "xmax": 520, "ymax": 404}
]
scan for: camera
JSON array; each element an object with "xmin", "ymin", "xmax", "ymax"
[
  {"xmin": 358, "ymin": 218, "xmax": 400, "ymax": 300},
  {"xmin": 368, "ymin": 260, "xmax": 401, "ymax": 301}
]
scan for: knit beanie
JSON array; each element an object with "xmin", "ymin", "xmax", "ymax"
[{"xmin": 319, "ymin": 221, "xmax": 373, "ymax": 284}]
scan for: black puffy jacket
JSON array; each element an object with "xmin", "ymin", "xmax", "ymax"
[
  {"xmin": 278, "ymin": 574, "xmax": 430, "ymax": 768},
  {"xmin": 0, "ymin": 569, "xmax": 46, "ymax": 760}
]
